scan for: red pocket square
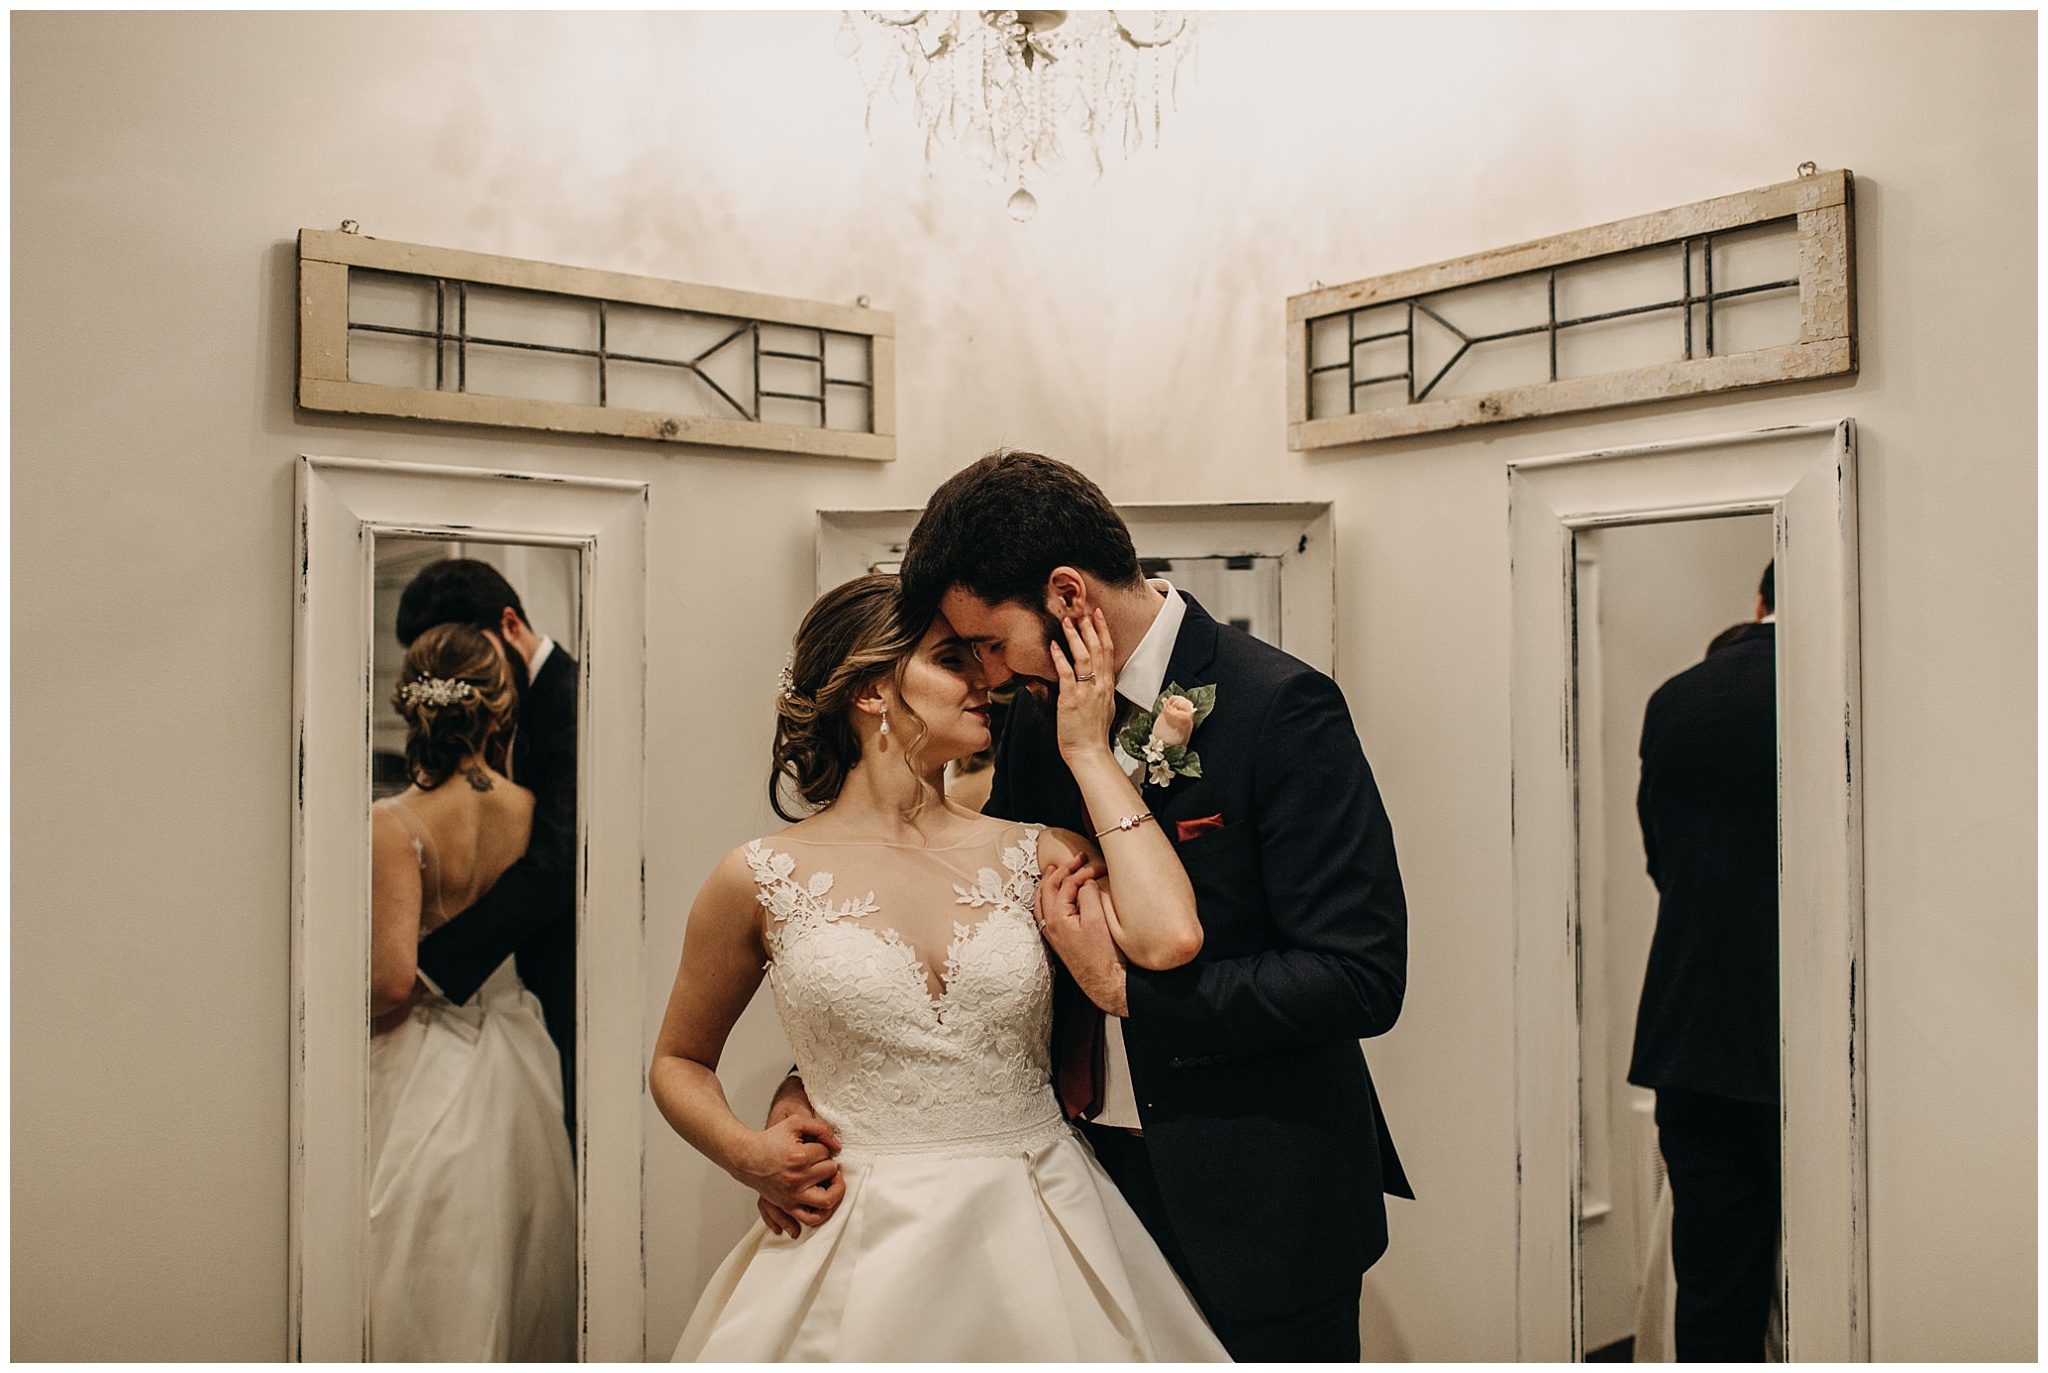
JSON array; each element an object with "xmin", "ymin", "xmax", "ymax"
[{"xmin": 1176, "ymin": 814, "xmax": 1227, "ymax": 842}]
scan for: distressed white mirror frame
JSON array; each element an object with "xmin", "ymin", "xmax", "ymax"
[
  {"xmin": 291, "ymin": 456, "xmax": 648, "ymax": 1360},
  {"xmin": 1509, "ymin": 421, "xmax": 1866, "ymax": 1360},
  {"xmin": 816, "ymin": 502, "xmax": 1336, "ymax": 672}
]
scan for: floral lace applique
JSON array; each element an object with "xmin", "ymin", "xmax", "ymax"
[
  {"xmin": 745, "ymin": 841, "xmax": 880, "ymax": 925},
  {"xmin": 951, "ymin": 827, "xmax": 1042, "ymax": 915}
]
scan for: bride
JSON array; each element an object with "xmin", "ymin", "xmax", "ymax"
[
  {"xmin": 650, "ymin": 573, "xmax": 1229, "ymax": 1361},
  {"xmin": 368, "ymin": 622, "xmax": 577, "ymax": 1361}
]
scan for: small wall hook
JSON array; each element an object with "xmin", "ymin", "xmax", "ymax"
[
  {"xmin": 339, "ymin": 219, "xmax": 361, "ymax": 234},
  {"xmin": 1797, "ymin": 161, "xmax": 1818, "ymax": 178}
]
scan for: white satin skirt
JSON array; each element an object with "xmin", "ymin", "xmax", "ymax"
[
  {"xmin": 674, "ymin": 1123, "xmax": 1229, "ymax": 1362},
  {"xmin": 368, "ymin": 961, "xmax": 577, "ymax": 1362}
]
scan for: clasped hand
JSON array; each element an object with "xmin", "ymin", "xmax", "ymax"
[
  {"xmin": 738, "ymin": 1086, "xmax": 843, "ymax": 1238},
  {"xmin": 1035, "ymin": 852, "xmax": 1130, "ymax": 1017}
]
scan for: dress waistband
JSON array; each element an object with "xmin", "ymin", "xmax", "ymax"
[{"xmin": 833, "ymin": 1109, "xmax": 1073, "ymax": 1162}]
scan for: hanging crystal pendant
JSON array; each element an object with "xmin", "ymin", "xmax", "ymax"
[{"xmin": 1006, "ymin": 185, "xmax": 1039, "ymax": 222}]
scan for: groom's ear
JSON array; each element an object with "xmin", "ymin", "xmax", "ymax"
[{"xmin": 1043, "ymin": 566, "xmax": 1091, "ymax": 619}]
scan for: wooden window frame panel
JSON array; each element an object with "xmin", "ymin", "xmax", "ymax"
[
  {"xmin": 1287, "ymin": 170, "xmax": 1856, "ymax": 448},
  {"xmin": 298, "ymin": 229, "xmax": 896, "ymax": 462}
]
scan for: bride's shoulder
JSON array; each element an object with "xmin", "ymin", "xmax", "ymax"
[
  {"xmin": 701, "ymin": 834, "xmax": 782, "ymax": 895},
  {"xmin": 704, "ymin": 821, "xmax": 816, "ymax": 887},
  {"xmin": 968, "ymin": 815, "xmax": 1087, "ymax": 871}
]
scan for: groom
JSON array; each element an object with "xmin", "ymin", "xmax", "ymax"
[{"xmin": 907, "ymin": 451, "xmax": 1410, "ymax": 1361}]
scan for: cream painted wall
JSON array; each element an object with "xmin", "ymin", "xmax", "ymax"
[{"xmin": 12, "ymin": 10, "xmax": 2033, "ymax": 1361}]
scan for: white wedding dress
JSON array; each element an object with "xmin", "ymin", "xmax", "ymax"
[
  {"xmin": 367, "ymin": 798, "xmax": 577, "ymax": 1362},
  {"xmin": 674, "ymin": 823, "xmax": 1229, "ymax": 1362}
]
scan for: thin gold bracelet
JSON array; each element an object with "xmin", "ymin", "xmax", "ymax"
[{"xmin": 1094, "ymin": 812, "xmax": 1155, "ymax": 838}]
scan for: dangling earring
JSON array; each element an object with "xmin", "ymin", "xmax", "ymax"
[{"xmin": 879, "ymin": 704, "xmax": 890, "ymax": 736}]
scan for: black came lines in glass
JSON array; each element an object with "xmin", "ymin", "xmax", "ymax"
[
  {"xmin": 1308, "ymin": 226, "xmax": 1802, "ymax": 415},
  {"xmin": 346, "ymin": 275, "xmax": 874, "ymax": 431}
]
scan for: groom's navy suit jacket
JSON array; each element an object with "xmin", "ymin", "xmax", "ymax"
[
  {"xmin": 1629, "ymin": 622, "xmax": 1779, "ymax": 1106},
  {"xmin": 987, "ymin": 595, "xmax": 1411, "ymax": 1322}
]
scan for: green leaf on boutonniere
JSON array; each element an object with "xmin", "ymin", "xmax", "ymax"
[
  {"xmin": 1116, "ymin": 709, "xmax": 1159, "ymax": 758},
  {"xmin": 1167, "ymin": 745, "xmax": 1202, "ymax": 778}
]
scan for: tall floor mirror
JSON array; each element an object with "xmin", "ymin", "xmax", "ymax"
[
  {"xmin": 292, "ymin": 457, "xmax": 649, "ymax": 1360},
  {"xmin": 1509, "ymin": 423, "xmax": 1867, "ymax": 1361}
]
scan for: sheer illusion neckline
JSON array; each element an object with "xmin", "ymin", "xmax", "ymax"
[
  {"xmin": 773, "ymin": 829, "xmax": 1009, "ymax": 852},
  {"xmin": 747, "ymin": 827, "xmax": 1042, "ymax": 1020}
]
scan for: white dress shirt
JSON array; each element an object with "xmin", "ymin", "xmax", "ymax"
[{"xmin": 1094, "ymin": 580, "xmax": 1185, "ymax": 1131}]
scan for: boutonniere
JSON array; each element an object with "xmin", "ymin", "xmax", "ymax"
[{"xmin": 1117, "ymin": 682, "xmax": 1217, "ymax": 788}]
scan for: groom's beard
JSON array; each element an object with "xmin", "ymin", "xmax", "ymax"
[
  {"xmin": 505, "ymin": 643, "xmax": 532, "ymax": 700},
  {"xmin": 480, "ymin": 623, "xmax": 533, "ymax": 701}
]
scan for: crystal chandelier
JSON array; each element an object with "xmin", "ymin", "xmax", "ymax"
[{"xmin": 838, "ymin": 10, "xmax": 1197, "ymax": 219}]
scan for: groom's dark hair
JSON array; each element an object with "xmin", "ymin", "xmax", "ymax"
[
  {"xmin": 395, "ymin": 558, "xmax": 529, "ymax": 647},
  {"xmin": 899, "ymin": 451, "xmax": 1142, "ymax": 632}
]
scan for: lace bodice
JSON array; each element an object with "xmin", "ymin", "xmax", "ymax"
[{"xmin": 749, "ymin": 822, "xmax": 1067, "ymax": 1158}]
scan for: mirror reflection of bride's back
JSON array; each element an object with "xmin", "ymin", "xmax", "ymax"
[
  {"xmin": 371, "ymin": 625, "xmax": 532, "ymax": 1033},
  {"xmin": 366, "ymin": 622, "xmax": 575, "ymax": 1363}
]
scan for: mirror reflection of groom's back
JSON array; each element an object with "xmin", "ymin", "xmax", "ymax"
[
  {"xmin": 1629, "ymin": 562, "xmax": 1780, "ymax": 1361},
  {"xmin": 397, "ymin": 559, "xmax": 579, "ymax": 1139}
]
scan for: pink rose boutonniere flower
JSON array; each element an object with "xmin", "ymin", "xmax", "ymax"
[{"xmin": 1116, "ymin": 681, "xmax": 1218, "ymax": 788}]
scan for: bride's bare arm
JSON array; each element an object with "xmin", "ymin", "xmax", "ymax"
[
  {"xmin": 1047, "ymin": 609, "xmax": 1202, "ymax": 969},
  {"xmin": 650, "ymin": 847, "xmax": 845, "ymax": 1232},
  {"xmin": 370, "ymin": 808, "xmax": 424, "ymax": 1021}
]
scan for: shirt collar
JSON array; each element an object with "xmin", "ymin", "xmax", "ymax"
[
  {"xmin": 1759, "ymin": 614, "xmax": 1777, "ymax": 624},
  {"xmin": 527, "ymin": 636, "xmax": 557, "ymax": 679},
  {"xmin": 1115, "ymin": 579, "xmax": 1185, "ymax": 710}
]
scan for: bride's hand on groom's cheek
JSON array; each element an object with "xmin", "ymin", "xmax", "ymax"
[{"xmin": 1051, "ymin": 610, "xmax": 1117, "ymax": 762}]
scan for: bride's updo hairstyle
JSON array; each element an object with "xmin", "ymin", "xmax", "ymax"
[
  {"xmin": 771, "ymin": 573, "xmax": 923, "ymax": 822},
  {"xmin": 393, "ymin": 622, "xmax": 519, "ymax": 789}
]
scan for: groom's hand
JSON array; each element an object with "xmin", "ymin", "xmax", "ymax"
[
  {"xmin": 766, "ymin": 1070, "xmax": 816, "ymax": 1128},
  {"xmin": 1038, "ymin": 861, "xmax": 1129, "ymax": 1017}
]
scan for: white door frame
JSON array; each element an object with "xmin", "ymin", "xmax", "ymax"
[
  {"xmin": 290, "ymin": 456, "xmax": 649, "ymax": 1360},
  {"xmin": 1509, "ymin": 421, "xmax": 1867, "ymax": 1361}
]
